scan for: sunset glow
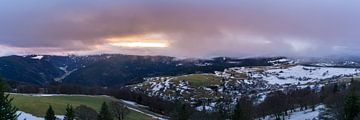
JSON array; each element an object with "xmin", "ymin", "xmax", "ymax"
[
  {"xmin": 107, "ymin": 33, "xmax": 169, "ymax": 48},
  {"xmin": 111, "ymin": 42, "xmax": 168, "ymax": 48}
]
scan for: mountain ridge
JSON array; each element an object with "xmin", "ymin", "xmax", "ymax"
[
  {"xmin": 0, "ymin": 54, "xmax": 277, "ymax": 86},
  {"xmin": 1, "ymin": 54, "xmax": 359, "ymax": 87}
]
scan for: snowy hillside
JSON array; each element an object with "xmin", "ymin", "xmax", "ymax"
[
  {"xmin": 248, "ymin": 65, "xmax": 360, "ymax": 85},
  {"xmin": 131, "ymin": 61, "xmax": 360, "ymax": 115}
]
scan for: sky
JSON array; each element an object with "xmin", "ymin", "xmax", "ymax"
[{"xmin": 1, "ymin": 0, "xmax": 360, "ymax": 58}]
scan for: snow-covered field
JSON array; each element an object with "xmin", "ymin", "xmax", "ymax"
[
  {"xmin": 17, "ymin": 111, "xmax": 64, "ymax": 120},
  {"xmin": 248, "ymin": 65, "xmax": 360, "ymax": 85},
  {"xmin": 259, "ymin": 105, "xmax": 324, "ymax": 120}
]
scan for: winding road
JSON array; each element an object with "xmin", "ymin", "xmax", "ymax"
[{"xmin": 116, "ymin": 99, "xmax": 170, "ymax": 120}]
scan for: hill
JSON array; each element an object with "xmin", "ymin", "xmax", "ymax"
[
  {"xmin": 0, "ymin": 55, "xmax": 63, "ymax": 84},
  {"xmin": 131, "ymin": 59, "xmax": 360, "ymax": 111}
]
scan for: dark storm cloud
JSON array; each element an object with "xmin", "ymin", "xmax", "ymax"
[{"xmin": 1, "ymin": 0, "xmax": 360, "ymax": 57}]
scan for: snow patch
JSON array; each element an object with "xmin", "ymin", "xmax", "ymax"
[
  {"xmin": 122, "ymin": 100, "xmax": 137, "ymax": 106},
  {"xmin": 259, "ymin": 105, "xmax": 324, "ymax": 120},
  {"xmin": 250, "ymin": 65, "xmax": 360, "ymax": 85},
  {"xmin": 195, "ymin": 106, "xmax": 213, "ymax": 111},
  {"xmin": 17, "ymin": 111, "xmax": 64, "ymax": 120},
  {"xmin": 54, "ymin": 66, "xmax": 77, "ymax": 82},
  {"xmin": 31, "ymin": 55, "xmax": 44, "ymax": 60}
]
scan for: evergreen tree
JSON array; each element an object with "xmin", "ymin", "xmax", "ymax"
[
  {"xmin": 0, "ymin": 78, "xmax": 18, "ymax": 120},
  {"xmin": 177, "ymin": 104, "xmax": 189, "ymax": 120},
  {"xmin": 98, "ymin": 102, "xmax": 113, "ymax": 120},
  {"xmin": 136, "ymin": 95, "xmax": 143, "ymax": 103},
  {"xmin": 45, "ymin": 105, "xmax": 56, "ymax": 120},
  {"xmin": 232, "ymin": 101, "xmax": 245, "ymax": 120},
  {"xmin": 344, "ymin": 90, "xmax": 360, "ymax": 120},
  {"xmin": 64, "ymin": 104, "xmax": 75, "ymax": 120},
  {"xmin": 333, "ymin": 84, "xmax": 339, "ymax": 93}
]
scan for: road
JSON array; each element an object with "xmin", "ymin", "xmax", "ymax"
[{"xmin": 116, "ymin": 99, "xmax": 170, "ymax": 120}]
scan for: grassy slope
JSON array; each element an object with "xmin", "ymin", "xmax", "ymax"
[
  {"xmin": 168, "ymin": 74, "xmax": 224, "ymax": 99},
  {"xmin": 10, "ymin": 94, "xmax": 154, "ymax": 120},
  {"xmin": 133, "ymin": 74, "xmax": 225, "ymax": 100},
  {"xmin": 173, "ymin": 74, "xmax": 222, "ymax": 87}
]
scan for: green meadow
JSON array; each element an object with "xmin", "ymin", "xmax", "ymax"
[{"xmin": 10, "ymin": 94, "xmax": 154, "ymax": 120}]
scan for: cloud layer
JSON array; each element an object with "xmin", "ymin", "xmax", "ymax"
[{"xmin": 1, "ymin": 0, "xmax": 360, "ymax": 58}]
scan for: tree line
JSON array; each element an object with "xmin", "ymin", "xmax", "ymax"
[
  {"xmin": 43, "ymin": 101, "xmax": 129, "ymax": 120},
  {"xmin": 229, "ymin": 80, "xmax": 360, "ymax": 120}
]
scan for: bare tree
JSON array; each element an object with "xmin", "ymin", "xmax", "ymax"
[
  {"xmin": 74, "ymin": 105, "xmax": 98, "ymax": 120},
  {"xmin": 110, "ymin": 101, "xmax": 130, "ymax": 120}
]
